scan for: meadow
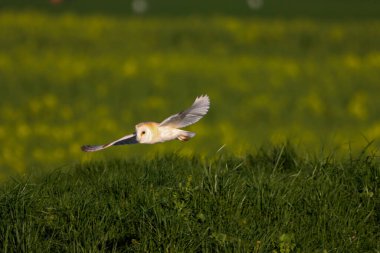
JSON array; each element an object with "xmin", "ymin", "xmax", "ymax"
[
  {"xmin": 1, "ymin": 11, "xmax": 380, "ymax": 176},
  {"xmin": 0, "ymin": 147, "xmax": 379, "ymax": 252},
  {"xmin": 0, "ymin": 6, "xmax": 380, "ymax": 252}
]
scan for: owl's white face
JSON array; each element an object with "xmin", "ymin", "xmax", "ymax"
[{"xmin": 136, "ymin": 123, "xmax": 157, "ymax": 144}]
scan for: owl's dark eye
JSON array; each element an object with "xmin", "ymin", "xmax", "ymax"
[{"xmin": 141, "ymin": 131, "xmax": 146, "ymax": 135}]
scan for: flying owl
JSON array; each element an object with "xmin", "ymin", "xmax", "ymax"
[{"xmin": 81, "ymin": 95, "xmax": 210, "ymax": 152}]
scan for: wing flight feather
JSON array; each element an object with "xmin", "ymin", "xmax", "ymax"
[
  {"xmin": 159, "ymin": 95, "xmax": 210, "ymax": 128},
  {"xmin": 81, "ymin": 133, "xmax": 137, "ymax": 152}
]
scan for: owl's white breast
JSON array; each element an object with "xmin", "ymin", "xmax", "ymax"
[{"xmin": 156, "ymin": 126, "xmax": 180, "ymax": 143}]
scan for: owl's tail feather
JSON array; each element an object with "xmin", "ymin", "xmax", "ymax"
[{"xmin": 177, "ymin": 130, "xmax": 196, "ymax": 141}]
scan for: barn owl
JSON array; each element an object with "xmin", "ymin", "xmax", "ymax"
[{"xmin": 81, "ymin": 95, "xmax": 210, "ymax": 152}]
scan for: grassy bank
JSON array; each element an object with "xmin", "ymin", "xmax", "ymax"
[{"xmin": 1, "ymin": 146, "xmax": 379, "ymax": 252}]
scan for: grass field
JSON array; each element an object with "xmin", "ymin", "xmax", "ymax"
[
  {"xmin": 0, "ymin": 146, "xmax": 379, "ymax": 252},
  {"xmin": 1, "ymin": 11, "xmax": 380, "ymax": 176},
  {"xmin": 0, "ymin": 4, "xmax": 379, "ymax": 252}
]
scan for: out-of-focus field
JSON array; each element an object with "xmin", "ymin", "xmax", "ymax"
[
  {"xmin": 1, "ymin": 11, "xmax": 380, "ymax": 177},
  {"xmin": 2, "ymin": 0, "xmax": 380, "ymax": 20}
]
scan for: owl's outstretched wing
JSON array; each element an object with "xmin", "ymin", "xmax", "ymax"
[
  {"xmin": 159, "ymin": 95, "xmax": 210, "ymax": 128},
  {"xmin": 81, "ymin": 133, "xmax": 138, "ymax": 152}
]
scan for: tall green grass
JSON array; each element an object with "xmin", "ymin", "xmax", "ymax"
[{"xmin": 1, "ymin": 145, "xmax": 378, "ymax": 252}]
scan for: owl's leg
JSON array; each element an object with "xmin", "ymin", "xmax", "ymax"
[{"xmin": 177, "ymin": 130, "xmax": 196, "ymax": 141}]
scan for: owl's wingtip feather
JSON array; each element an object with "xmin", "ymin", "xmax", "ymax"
[
  {"xmin": 81, "ymin": 145, "xmax": 103, "ymax": 152},
  {"xmin": 81, "ymin": 145, "xmax": 91, "ymax": 152},
  {"xmin": 197, "ymin": 94, "xmax": 209, "ymax": 100}
]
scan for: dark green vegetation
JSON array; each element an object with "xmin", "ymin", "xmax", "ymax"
[
  {"xmin": 2, "ymin": 0, "xmax": 380, "ymax": 20},
  {"xmin": 1, "ymin": 146, "xmax": 379, "ymax": 252}
]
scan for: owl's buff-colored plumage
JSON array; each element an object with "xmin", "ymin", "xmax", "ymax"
[{"xmin": 81, "ymin": 95, "xmax": 210, "ymax": 152}]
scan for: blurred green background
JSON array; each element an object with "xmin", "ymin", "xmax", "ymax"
[{"xmin": 1, "ymin": 0, "xmax": 380, "ymax": 178}]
